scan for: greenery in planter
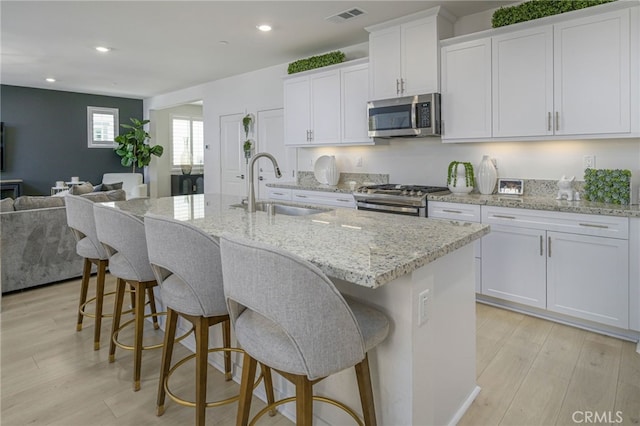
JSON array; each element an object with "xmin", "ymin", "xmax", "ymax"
[
  {"xmin": 114, "ymin": 118, "xmax": 164, "ymax": 173},
  {"xmin": 583, "ymin": 168, "xmax": 631, "ymax": 205},
  {"xmin": 447, "ymin": 161, "xmax": 475, "ymax": 188},
  {"xmin": 242, "ymin": 113, "xmax": 254, "ymax": 161},
  {"xmin": 492, "ymin": 0, "xmax": 615, "ymax": 28},
  {"xmin": 287, "ymin": 51, "xmax": 346, "ymax": 74}
]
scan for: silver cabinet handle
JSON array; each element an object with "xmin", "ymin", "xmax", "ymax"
[
  {"xmin": 443, "ymin": 209, "xmax": 463, "ymax": 214},
  {"xmin": 235, "ymin": 174, "xmax": 245, "ymax": 179},
  {"xmin": 540, "ymin": 235, "xmax": 543, "ymax": 256},
  {"xmin": 258, "ymin": 176, "xmax": 264, "ymax": 181},
  {"xmin": 493, "ymin": 214, "xmax": 516, "ymax": 219},
  {"xmin": 272, "ymin": 192, "xmax": 285, "ymax": 196},
  {"xmin": 400, "ymin": 78, "xmax": 405, "ymax": 94},
  {"xmin": 548, "ymin": 112, "xmax": 552, "ymax": 131},
  {"xmin": 309, "ymin": 130, "xmax": 313, "ymax": 141},
  {"xmin": 548, "ymin": 236, "xmax": 552, "ymax": 257},
  {"xmin": 295, "ymin": 194, "xmax": 307, "ymax": 198},
  {"xmin": 337, "ymin": 198, "xmax": 351, "ymax": 202},
  {"xmin": 555, "ymin": 112, "xmax": 559, "ymax": 131},
  {"xmin": 579, "ymin": 223, "xmax": 609, "ymax": 229},
  {"xmin": 396, "ymin": 79, "xmax": 400, "ymax": 95}
]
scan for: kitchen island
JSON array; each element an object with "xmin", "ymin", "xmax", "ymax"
[{"xmin": 107, "ymin": 193, "xmax": 490, "ymax": 425}]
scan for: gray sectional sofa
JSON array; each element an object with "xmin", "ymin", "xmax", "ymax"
[{"xmin": 0, "ymin": 189, "xmax": 126, "ymax": 293}]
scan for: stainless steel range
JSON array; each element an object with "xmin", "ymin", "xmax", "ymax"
[{"xmin": 353, "ymin": 184, "xmax": 449, "ymax": 217}]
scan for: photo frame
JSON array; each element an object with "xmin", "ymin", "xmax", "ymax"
[{"xmin": 497, "ymin": 178, "xmax": 524, "ymax": 195}]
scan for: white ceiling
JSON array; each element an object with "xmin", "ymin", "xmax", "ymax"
[{"xmin": 1, "ymin": 1, "xmax": 515, "ymax": 99}]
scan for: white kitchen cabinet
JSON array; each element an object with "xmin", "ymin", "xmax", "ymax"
[
  {"xmin": 266, "ymin": 187, "xmax": 292, "ymax": 201},
  {"xmin": 367, "ymin": 7, "xmax": 453, "ymax": 100},
  {"xmin": 292, "ymin": 189, "xmax": 355, "ymax": 208},
  {"xmin": 481, "ymin": 206, "xmax": 630, "ymax": 328},
  {"xmin": 283, "ymin": 69, "xmax": 340, "ymax": 146},
  {"xmin": 428, "ymin": 201, "xmax": 482, "ymax": 293},
  {"xmin": 547, "ymin": 231, "xmax": 628, "ymax": 329},
  {"xmin": 630, "ymin": 218, "xmax": 640, "ymax": 332},
  {"xmin": 440, "ymin": 38, "xmax": 492, "ymax": 140},
  {"xmin": 283, "ymin": 59, "xmax": 372, "ymax": 147}
]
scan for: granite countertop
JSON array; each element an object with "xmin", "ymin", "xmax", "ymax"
[
  {"xmin": 428, "ymin": 193, "xmax": 640, "ymax": 218},
  {"xmin": 108, "ymin": 193, "xmax": 489, "ymax": 288}
]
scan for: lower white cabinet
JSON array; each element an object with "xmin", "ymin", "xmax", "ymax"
[
  {"xmin": 292, "ymin": 189, "xmax": 355, "ymax": 208},
  {"xmin": 266, "ymin": 187, "xmax": 292, "ymax": 201},
  {"xmin": 481, "ymin": 206, "xmax": 630, "ymax": 329}
]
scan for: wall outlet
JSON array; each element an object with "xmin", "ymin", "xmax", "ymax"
[
  {"xmin": 583, "ymin": 155, "xmax": 595, "ymax": 169},
  {"xmin": 418, "ymin": 289, "xmax": 430, "ymax": 325},
  {"xmin": 356, "ymin": 156, "xmax": 363, "ymax": 167}
]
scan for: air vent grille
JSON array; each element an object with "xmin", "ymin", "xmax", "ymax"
[{"xmin": 325, "ymin": 7, "xmax": 367, "ymax": 24}]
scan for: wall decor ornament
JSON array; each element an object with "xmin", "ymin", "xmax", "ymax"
[
  {"xmin": 447, "ymin": 161, "xmax": 475, "ymax": 195},
  {"xmin": 476, "ymin": 155, "xmax": 498, "ymax": 195},
  {"xmin": 583, "ymin": 168, "xmax": 631, "ymax": 205}
]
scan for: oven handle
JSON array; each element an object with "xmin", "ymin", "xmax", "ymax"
[{"xmin": 357, "ymin": 201, "xmax": 421, "ymax": 215}]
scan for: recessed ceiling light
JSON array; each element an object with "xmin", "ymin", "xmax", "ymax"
[
  {"xmin": 219, "ymin": 40, "xmax": 229, "ymax": 45},
  {"xmin": 95, "ymin": 46, "xmax": 111, "ymax": 53},
  {"xmin": 45, "ymin": 78, "xmax": 56, "ymax": 83},
  {"xmin": 256, "ymin": 24, "xmax": 272, "ymax": 32}
]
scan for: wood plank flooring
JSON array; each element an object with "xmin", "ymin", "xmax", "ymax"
[{"xmin": 1, "ymin": 276, "xmax": 639, "ymax": 425}]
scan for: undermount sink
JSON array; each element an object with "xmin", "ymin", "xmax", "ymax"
[{"xmin": 231, "ymin": 201, "xmax": 331, "ymax": 216}]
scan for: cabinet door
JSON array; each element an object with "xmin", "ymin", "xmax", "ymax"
[
  {"xmin": 481, "ymin": 225, "xmax": 546, "ymax": 308},
  {"xmin": 401, "ymin": 17, "xmax": 439, "ymax": 96},
  {"xmin": 284, "ymin": 76, "xmax": 311, "ymax": 145},
  {"xmin": 369, "ymin": 26, "xmax": 402, "ymax": 100},
  {"xmin": 492, "ymin": 26, "xmax": 553, "ymax": 137},
  {"xmin": 341, "ymin": 63, "xmax": 372, "ymax": 144},
  {"xmin": 554, "ymin": 9, "xmax": 630, "ymax": 135},
  {"xmin": 547, "ymin": 231, "xmax": 629, "ymax": 328},
  {"xmin": 309, "ymin": 70, "xmax": 341, "ymax": 145},
  {"xmin": 441, "ymin": 38, "xmax": 492, "ymax": 140}
]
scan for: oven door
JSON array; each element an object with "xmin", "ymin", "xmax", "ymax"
[{"xmin": 356, "ymin": 199, "xmax": 425, "ymax": 217}]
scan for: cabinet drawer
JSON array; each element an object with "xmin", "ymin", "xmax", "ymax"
[
  {"xmin": 267, "ymin": 188, "xmax": 292, "ymax": 201},
  {"xmin": 482, "ymin": 206, "xmax": 628, "ymax": 239},
  {"xmin": 428, "ymin": 201, "xmax": 481, "ymax": 222},
  {"xmin": 292, "ymin": 190, "xmax": 355, "ymax": 208}
]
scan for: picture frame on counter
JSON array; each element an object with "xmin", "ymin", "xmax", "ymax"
[{"xmin": 497, "ymin": 178, "xmax": 524, "ymax": 195}]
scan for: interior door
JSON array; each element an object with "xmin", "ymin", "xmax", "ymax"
[
  {"xmin": 219, "ymin": 113, "xmax": 246, "ymax": 196},
  {"xmin": 256, "ymin": 108, "xmax": 296, "ymax": 199}
]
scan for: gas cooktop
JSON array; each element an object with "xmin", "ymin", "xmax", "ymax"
[{"xmin": 354, "ymin": 184, "xmax": 449, "ymax": 197}]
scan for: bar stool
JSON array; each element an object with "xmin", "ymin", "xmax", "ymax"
[
  {"xmin": 220, "ymin": 234, "xmax": 390, "ymax": 426},
  {"xmin": 65, "ymin": 194, "xmax": 110, "ymax": 350},
  {"xmin": 144, "ymin": 214, "xmax": 275, "ymax": 426},
  {"xmin": 93, "ymin": 203, "xmax": 163, "ymax": 391}
]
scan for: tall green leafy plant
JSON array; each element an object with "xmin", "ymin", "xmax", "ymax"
[{"xmin": 114, "ymin": 118, "xmax": 164, "ymax": 173}]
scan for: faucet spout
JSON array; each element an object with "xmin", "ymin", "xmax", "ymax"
[{"xmin": 247, "ymin": 152, "xmax": 282, "ymax": 213}]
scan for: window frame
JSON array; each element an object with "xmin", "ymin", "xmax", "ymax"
[{"xmin": 87, "ymin": 106, "xmax": 119, "ymax": 148}]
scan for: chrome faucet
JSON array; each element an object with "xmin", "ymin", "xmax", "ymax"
[{"xmin": 247, "ymin": 152, "xmax": 282, "ymax": 212}]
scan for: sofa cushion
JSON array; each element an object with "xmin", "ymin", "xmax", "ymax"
[
  {"xmin": 0, "ymin": 198, "xmax": 15, "ymax": 212},
  {"xmin": 14, "ymin": 196, "xmax": 65, "ymax": 211},
  {"xmin": 68, "ymin": 182, "xmax": 94, "ymax": 195},
  {"xmin": 93, "ymin": 181, "xmax": 123, "ymax": 192},
  {"xmin": 80, "ymin": 189, "xmax": 126, "ymax": 202}
]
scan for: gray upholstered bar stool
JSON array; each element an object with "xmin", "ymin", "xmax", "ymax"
[
  {"xmin": 220, "ymin": 234, "xmax": 390, "ymax": 426},
  {"xmin": 65, "ymin": 194, "xmax": 111, "ymax": 350},
  {"xmin": 144, "ymin": 214, "xmax": 275, "ymax": 426},
  {"xmin": 93, "ymin": 203, "xmax": 162, "ymax": 391}
]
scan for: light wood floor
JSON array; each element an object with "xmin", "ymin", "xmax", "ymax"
[{"xmin": 1, "ymin": 275, "xmax": 639, "ymax": 425}]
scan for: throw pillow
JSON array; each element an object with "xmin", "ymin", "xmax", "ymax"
[
  {"xmin": 101, "ymin": 181, "xmax": 123, "ymax": 191},
  {"xmin": 0, "ymin": 197, "xmax": 15, "ymax": 212},
  {"xmin": 68, "ymin": 182, "xmax": 94, "ymax": 195},
  {"xmin": 13, "ymin": 196, "xmax": 65, "ymax": 211},
  {"xmin": 80, "ymin": 189, "xmax": 126, "ymax": 202}
]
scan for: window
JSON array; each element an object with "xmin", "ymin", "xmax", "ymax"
[
  {"xmin": 87, "ymin": 106, "xmax": 118, "ymax": 148},
  {"xmin": 171, "ymin": 115, "xmax": 204, "ymax": 172}
]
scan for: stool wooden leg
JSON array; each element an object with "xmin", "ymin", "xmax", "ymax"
[
  {"xmin": 133, "ymin": 281, "xmax": 146, "ymax": 391},
  {"xmin": 93, "ymin": 260, "xmax": 108, "ymax": 351},
  {"xmin": 222, "ymin": 319, "xmax": 232, "ymax": 381},
  {"xmin": 76, "ymin": 258, "xmax": 91, "ymax": 331},
  {"xmin": 295, "ymin": 375, "xmax": 313, "ymax": 426},
  {"xmin": 355, "ymin": 354, "xmax": 377, "ymax": 426},
  {"xmin": 157, "ymin": 308, "xmax": 178, "ymax": 416},
  {"xmin": 147, "ymin": 286, "xmax": 160, "ymax": 329},
  {"xmin": 237, "ymin": 353, "xmax": 257, "ymax": 426},
  {"xmin": 195, "ymin": 316, "xmax": 209, "ymax": 426},
  {"xmin": 109, "ymin": 278, "xmax": 127, "ymax": 362},
  {"xmin": 260, "ymin": 363, "xmax": 277, "ymax": 416},
  {"xmin": 130, "ymin": 285, "xmax": 136, "ymax": 313}
]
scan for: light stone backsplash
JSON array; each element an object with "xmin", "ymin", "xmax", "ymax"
[{"xmin": 297, "ymin": 171, "xmax": 389, "ymax": 187}]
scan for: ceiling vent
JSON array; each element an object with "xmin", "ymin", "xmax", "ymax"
[{"xmin": 325, "ymin": 8, "xmax": 367, "ymax": 24}]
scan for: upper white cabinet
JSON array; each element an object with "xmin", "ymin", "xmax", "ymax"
[
  {"xmin": 441, "ymin": 38, "xmax": 492, "ymax": 140},
  {"xmin": 441, "ymin": 2, "xmax": 638, "ymax": 142},
  {"xmin": 366, "ymin": 7, "xmax": 453, "ymax": 100},
  {"xmin": 283, "ymin": 59, "xmax": 372, "ymax": 147}
]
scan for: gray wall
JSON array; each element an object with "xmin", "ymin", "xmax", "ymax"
[{"xmin": 0, "ymin": 85, "xmax": 143, "ymax": 195}]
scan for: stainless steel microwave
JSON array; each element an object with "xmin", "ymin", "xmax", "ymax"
[{"xmin": 367, "ymin": 93, "xmax": 441, "ymax": 138}]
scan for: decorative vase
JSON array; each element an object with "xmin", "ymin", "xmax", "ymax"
[
  {"xmin": 180, "ymin": 137, "xmax": 192, "ymax": 175},
  {"xmin": 447, "ymin": 161, "xmax": 474, "ymax": 195},
  {"xmin": 477, "ymin": 155, "xmax": 497, "ymax": 195}
]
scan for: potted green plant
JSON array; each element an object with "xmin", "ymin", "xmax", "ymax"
[
  {"xmin": 242, "ymin": 114, "xmax": 254, "ymax": 162},
  {"xmin": 447, "ymin": 161, "xmax": 475, "ymax": 195},
  {"xmin": 114, "ymin": 118, "xmax": 164, "ymax": 173}
]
